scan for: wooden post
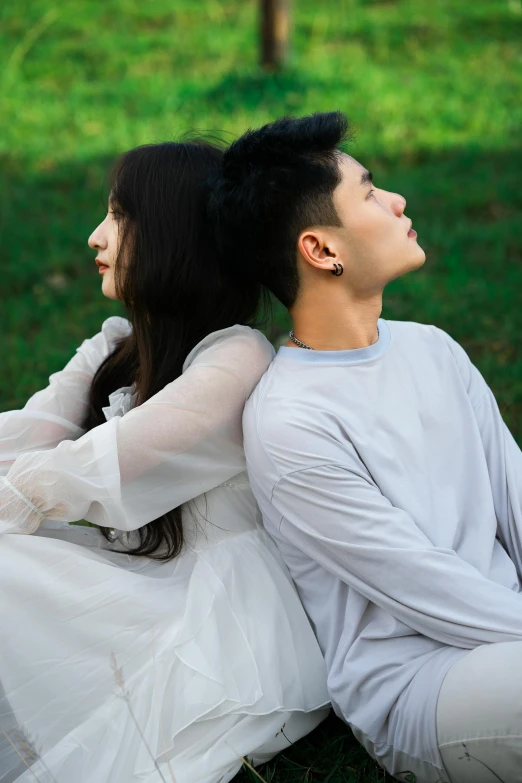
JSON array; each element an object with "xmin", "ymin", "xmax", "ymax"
[{"xmin": 260, "ymin": 0, "xmax": 290, "ymax": 71}]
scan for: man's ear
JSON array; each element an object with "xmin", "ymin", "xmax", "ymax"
[{"xmin": 298, "ymin": 229, "xmax": 341, "ymax": 273}]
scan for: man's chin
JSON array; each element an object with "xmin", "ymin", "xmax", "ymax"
[
  {"xmin": 409, "ymin": 245, "xmax": 427, "ymax": 270},
  {"xmin": 388, "ymin": 250, "xmax": 426, "ymax": 284}
]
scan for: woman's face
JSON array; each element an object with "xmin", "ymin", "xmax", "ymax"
[{"xmin": 87, "ymin": 203, "xmax": 123, "ymax": 300}]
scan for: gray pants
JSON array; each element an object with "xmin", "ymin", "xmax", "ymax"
[{"xmin": 436, "ymin": 641, "xmax": 522, "ymax": 782}]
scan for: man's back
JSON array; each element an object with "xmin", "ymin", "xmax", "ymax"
[{"xmin": 243, "ymin": 317, "xmax": 522, "ymax": 781}]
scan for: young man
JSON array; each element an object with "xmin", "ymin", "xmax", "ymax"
[{"xmin": 210, "ymin": 112, "xmax": 522, "ymax": 783}]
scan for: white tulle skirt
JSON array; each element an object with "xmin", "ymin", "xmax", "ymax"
[{"xmin": 0, "ymin": 485, "xmax": 330, "ymax": 783}]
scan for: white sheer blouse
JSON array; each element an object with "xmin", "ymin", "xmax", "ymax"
[{"xmin": 0, "ymin": 317, "xmax": 275, "ymax": 536}]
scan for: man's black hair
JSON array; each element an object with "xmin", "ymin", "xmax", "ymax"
[{"xmin": 209, "ymin": 111, "xmax": 352, "ymax": 308}]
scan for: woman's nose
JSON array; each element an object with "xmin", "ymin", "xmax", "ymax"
[{"xmin": 88, "ymin": 222, "xmax": 106, "ymax": 250}]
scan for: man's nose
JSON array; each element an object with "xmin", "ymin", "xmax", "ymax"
[{"xmin": 392, "ymin": 194, "xmax": 407, "ymax": 217}]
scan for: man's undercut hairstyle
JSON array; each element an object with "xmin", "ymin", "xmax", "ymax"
[{"xmin": 209, "ymin": 111, "xmax": 352, "ymax": 308}]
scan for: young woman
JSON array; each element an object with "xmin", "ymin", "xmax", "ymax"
[{"xmin": 0, "ymin": 140, "xmax": 329, "ymax": 783}]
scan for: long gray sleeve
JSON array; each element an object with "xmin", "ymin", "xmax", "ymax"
[
  {"xmin": 438, "ymin": 327, "xmax": 522, "ymax": 579},
  {"xmin": 471, "ymin": 389, "xmax": 522, "ymax": 577},
  {"xmin": 271, "ymin": 449, "xmax": 522, "ymax": 650}
]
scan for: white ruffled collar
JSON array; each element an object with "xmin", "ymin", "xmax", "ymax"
[{"xmin": 102, "ymin": 385, "xmax": 138, "ymax": 421}]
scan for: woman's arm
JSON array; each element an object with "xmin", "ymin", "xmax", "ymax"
[
  {"xmin": 0, "ymin": 327, "xmax": 274, "ymax": 535},
  {"xmin": 0, "ymin": 317, "xmax": 131, "ymax": 477}
]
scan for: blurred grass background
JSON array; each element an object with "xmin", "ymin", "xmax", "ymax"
[{"xmin": 1, "ymin": 0, "xmax": 521, "ymax": 780}]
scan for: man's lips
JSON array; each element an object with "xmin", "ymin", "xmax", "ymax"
[{"xmin": 407, "ymin": 220, "xmax": 417, "ymax": 238}]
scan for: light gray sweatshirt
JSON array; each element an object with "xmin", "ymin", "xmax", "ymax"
[{"xmin": 243, "ymin": 318, "xmax": 522, "ymax": 783}]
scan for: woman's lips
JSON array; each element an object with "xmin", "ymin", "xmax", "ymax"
[
  {"xmin": 408, "ymin": 228, "xmax": 417, "ymax": 238},
  {"xmin": 98, "ymin": 265, "xmax": 109, "ymax": 273}
]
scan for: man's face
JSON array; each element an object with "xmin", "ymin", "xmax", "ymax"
[{"xmin": 330, "ymin": 154, "xmax": 426, "ymax": 293}]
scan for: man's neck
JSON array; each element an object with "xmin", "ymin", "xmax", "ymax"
[{"xmin": 287, "ymin": 290, "xmax": 383, "ymax": 351}]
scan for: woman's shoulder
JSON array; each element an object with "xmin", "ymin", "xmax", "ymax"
[
  {"xmin": 100, "ymin": 315, "xmax": 133, "ymax": 344},
  {"xmin": 72, "ymin": 316, "xmax": 132, "ymax": 369},
  {"xmin": 182, "ymin": 325, "xmax": 275, "ymax": 374}
]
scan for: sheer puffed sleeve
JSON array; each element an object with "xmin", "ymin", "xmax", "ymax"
[
  {"xmin": 0, "ymin": 316, "xmax": 132, "ymax": 477},
  {"xmin": 0, "ymin": 326, "xmax": 274, "ymax": 535}
]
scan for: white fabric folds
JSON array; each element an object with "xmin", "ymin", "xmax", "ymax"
[{"xmin": 0, "ymin": 317, "xmax": 330, "ymax": 782}]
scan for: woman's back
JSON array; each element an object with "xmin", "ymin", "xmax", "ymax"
[
  {"xmin": 0, "ymin": 315, "xmax": 329, "ymax": 783},
  {"xmin": 0, "ymin": 138, "xmax": 329, "ymax": 782}
]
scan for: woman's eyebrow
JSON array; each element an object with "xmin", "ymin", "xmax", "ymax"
[{"xmin": 360, "ymin": 170, "xmax": 373, "ymax": 185}]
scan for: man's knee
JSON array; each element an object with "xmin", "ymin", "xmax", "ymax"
[{"xmin": 436, "ymin": 642, "xmax": 522, "ymax": 782}]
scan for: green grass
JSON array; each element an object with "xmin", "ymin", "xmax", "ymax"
[{"xmin": 1, "ymin": 1, "xmax": 521, "ymax": 780}]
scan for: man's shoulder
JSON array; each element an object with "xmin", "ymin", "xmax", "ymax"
[
  {"xmin": 245, "ymin": 354, "xmax": 317, "ymax": 422},
  {"xmin": 386, "ymin": 318, "xmax": 440, "ymax": 341},
  {"xmin": 243, "ymin": 360, "xmax": 343, "ymax": 488},
  {"xmin": 388, "ymin": 318, "xmax": 470, "ymax": 358},
  {"xmin": 386, "ymin": 318, "xmax": 464, "ymax": 358},
  {"xmin": 245, "ymin": 365, "xmax": 297, "ymax": 444},
  {"xmin": 386, "ymin": 320, "xmax": 484, "ymax": 404}
]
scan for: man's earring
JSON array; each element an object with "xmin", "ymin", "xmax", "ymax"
[{"xmin": 331, "ymin": 263, "xmax": 344, "ymax": 277}]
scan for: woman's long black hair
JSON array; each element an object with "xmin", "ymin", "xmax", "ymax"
[{"xmin": 81, "ymin": 140, "xmax": 268, "ymax": 561}]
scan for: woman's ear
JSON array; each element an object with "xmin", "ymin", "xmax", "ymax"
[{"xmin": 298, "ymin": 229, "xmax": 340, "ymax": 273}]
